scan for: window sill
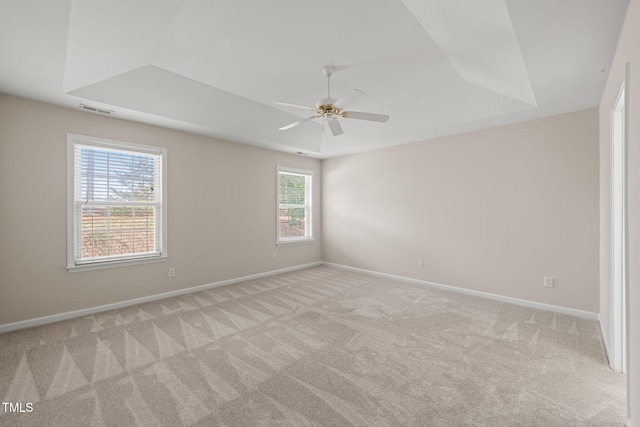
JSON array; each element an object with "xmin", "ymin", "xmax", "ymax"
[
  {"xmin": 276, "ymin": 239, "xmax": 315, "ymax": 246},
  {"xmin": 67, "ymin": 255, "xmax": 168, "ymax": 273}
]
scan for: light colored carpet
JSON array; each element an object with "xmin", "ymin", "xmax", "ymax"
[{"xmin": 0, "ymin": 266, "xmax": 626, "ymax": 426}]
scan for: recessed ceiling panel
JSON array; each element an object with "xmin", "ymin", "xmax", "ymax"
[
  {"xmin": 401, "ymin": 0, "xmax": 537, "ymax": 106},
  {"xmin": 152, "ymin": 0, "xmax": 462, "ymax": 111}
]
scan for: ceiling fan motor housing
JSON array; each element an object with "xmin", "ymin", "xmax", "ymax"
[{"xmin": 316, "ymin": 99, "xmax": 342, "ymax": 118}]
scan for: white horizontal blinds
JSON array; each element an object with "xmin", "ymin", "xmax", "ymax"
[
  {"xmin": 73, "ymin": 142, "xmax": 162, "ymax": 264},
  {"xmin": 278, "ymin": 169, "xmax": 312, "ymax": 241}
]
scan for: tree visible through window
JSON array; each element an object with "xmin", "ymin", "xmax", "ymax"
[
  {"xmin": 67, "ymin": 134, "xmax": 167, "ymax": 271},
  {"xmin": 277, "ymin": 167, "xmax": 313, "ymax": 243}
]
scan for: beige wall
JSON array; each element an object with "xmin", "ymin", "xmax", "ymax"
[
  {"xmin": 323, "ymin": 109, "xmax": 600, "ymax": 313},
  {"xmin": 600, "ymin": 0, "xmax": 639, "ymax": 422},
  {"xmin": 0, "ymin": 94, "xmax": 321, "ymax": 325}
]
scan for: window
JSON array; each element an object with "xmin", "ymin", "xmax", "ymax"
[
  {"xmin": 67, "ymin": 134, "xmax": 167, "ymax": 272},
  {"xmin": 277, "ymin": 166, "xmax": 313, "ymax": 244}
]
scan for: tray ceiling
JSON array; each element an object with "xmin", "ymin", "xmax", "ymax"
[{"xmin": 0, "ymin": 0, "xmax": 629, "ymax": 158}]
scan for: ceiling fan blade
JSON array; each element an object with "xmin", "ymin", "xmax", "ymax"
[
  {"xmin": 343, "ymin": 111, "xmax": 389, "ymax": 123},
  {"xmin": 328, "ymin": 118, "xmax": 344, "ymax": 136},
  {"xmin": 274, "ymin": 101, "xmax": 316, "ymax": 111},
  {"xmin": 334, "ymin": 89, "xmax": 367, "ymax": 109},
  {"xmin": 279, "ymin": 116, "xmax": 316, "ymax": 130}
]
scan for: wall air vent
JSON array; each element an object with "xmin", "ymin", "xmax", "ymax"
[{"xmin": 79, "ymin": 104, "xmax": 114, "ymax": 116}]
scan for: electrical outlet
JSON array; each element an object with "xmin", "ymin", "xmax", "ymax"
[
  {"xmin": 272, "ymin": 252, "xmax": 277, "ymax": 261},
  {"xmin": 418, "ymin": 259, "xmax": 425, "ymax": 269},
  {"xmin": 168, "ymin": 268, "xmax": 175, "ymax": 278},
  {"xmin": 344, "ymin": 249, "xmax": 349, "ymax": 257},
  {"xmin": 544, "ymin": 276, "xmax": 554, "ymax": 288}
]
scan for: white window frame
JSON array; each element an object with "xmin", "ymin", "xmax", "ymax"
[
  {"xmin": 66, "ymin": 134, "xmax": 168, "ymax": 272},
  {"xmin": 277, "ymin": 166, "xmax": 313, "ymax": 245}
]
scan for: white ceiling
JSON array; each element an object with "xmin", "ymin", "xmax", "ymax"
[{"xmin": 0, "ymin": 0, "xmax": 629, "ymax": 158}]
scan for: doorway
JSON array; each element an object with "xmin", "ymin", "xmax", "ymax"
[
  {"xmin": 610, "ymin": 69, "xmax": 627, "ymax": 374},
  {"xmin": 609, "ymin": 64, "xmax": 630, "ymax": 427}
]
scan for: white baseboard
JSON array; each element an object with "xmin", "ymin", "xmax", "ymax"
[
  {"xmin": 0, "ymin": 261, "xmax": 322, "ymax": 334},
  {"xmin": 323, "ymin": 262, "xmax": 599, "ymax": 321},
  {"xmin": 0, "ymin": 261, "xmax": 601, "ymax": 333}
]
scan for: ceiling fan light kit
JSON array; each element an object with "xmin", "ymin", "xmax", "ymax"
[{"xmin": 275, "ymin": 66, "xmax": 389, "ymax": 136}]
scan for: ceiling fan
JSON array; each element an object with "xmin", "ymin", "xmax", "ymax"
[{"xmin": 275, "ymin": 66, "xmax": 389, "ymax": 136}]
